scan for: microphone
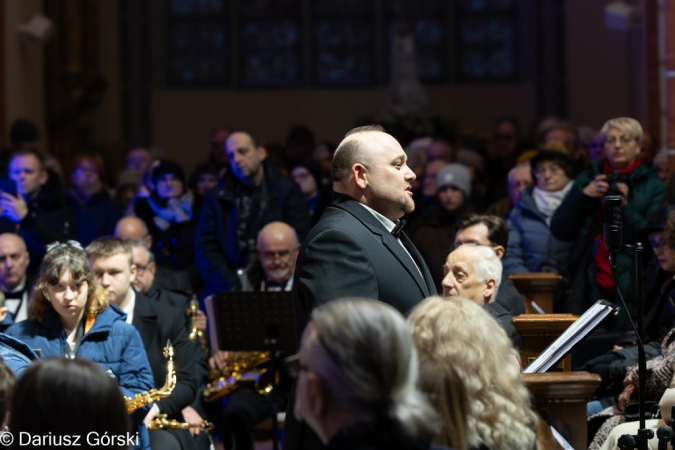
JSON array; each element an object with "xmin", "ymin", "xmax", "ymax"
[{"xmin": 604, "ymin": 195, "xmax": 623, "ymax": 252}]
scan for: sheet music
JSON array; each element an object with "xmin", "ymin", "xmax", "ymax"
[{"xmin": 523, "ymin": 299, "xmax": 618, "ymax": 374}]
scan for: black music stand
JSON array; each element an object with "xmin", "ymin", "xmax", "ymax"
[{"xmin": 205, "ymin": 292, "xmax": 296, "ymax": 450}]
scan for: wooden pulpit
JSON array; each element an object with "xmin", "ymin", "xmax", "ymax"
[
  {"xmin": 514, "ymin": 314, "xmax": 601, "ymax": 449},
  {"xmin": 509, "ymin": 272, "xmax": 563, "ymax": 314}
]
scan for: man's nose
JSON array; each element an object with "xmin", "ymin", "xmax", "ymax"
[
  {"xmin": 99, "ymin": 273, "xmax": 110, "ymax": 286},
  {"xmin": 404, "ymin": 166, "xmax": 416, "ymax": 181}
]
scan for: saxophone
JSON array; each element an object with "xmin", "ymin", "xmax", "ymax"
[
  {"xmin": 202, "ymin": 351, "xmax": 275, "ymax": 402},
  {"xmin": 187, "ymin": 296, "xmax": 208, "ymax": 353},
  {"xmin": 148, "ymin": 414, "xmax": 214, "ymax": 431},
  {"xmin": 125, "ymin": 341, "xmax": 177, "ymax": 413}
]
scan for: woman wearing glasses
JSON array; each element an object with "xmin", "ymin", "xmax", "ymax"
[{"xmin": 503, "ymin": 142, "xmax": 574, "ymax": 276}]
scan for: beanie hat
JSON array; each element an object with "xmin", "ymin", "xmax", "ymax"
[
  {"xmin": 530, "ymin": 142, "xmax": 575, "ymax": 180},
  {"xmin": 152, "ymin": 160, "xmax": 185, "ymax": 185},
  {"xmin": 436, "ymin": 164, "xmax": 471, "ymax": 198}
]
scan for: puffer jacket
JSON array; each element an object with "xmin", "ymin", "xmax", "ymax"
[
  {"xmin": 5, "ymin": 305, "xmax": 154, "ymax": 398},
  {"xmin": 503, "ymin": 186, "xmax": 572, "ymax": 275}
]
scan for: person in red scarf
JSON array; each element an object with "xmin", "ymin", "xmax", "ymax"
[{"xmin": 550, "ymin": 117, "xmax": 666, "ymax": 328}]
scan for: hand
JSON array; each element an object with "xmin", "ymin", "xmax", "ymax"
[
  {"xmin": 143, "ymin": 405, "xmax": 159, "ymax": 427},
  {"xmin": 0, "ymin": 192, "xmax": 27, "ymax": 222},
  {"xmin": 195, "ymin": 309, "xmax": 207, "ymax": 332},
  {"xmin": 209, "ymin": 350, "xmax": 231, "ymax": 370},
  {"xmin": 616, "ymin": 182, "xmax": 629, "ymax": 205},
  {"xmin": 617, "ymin": 383, "xmax": 635, "ymax": 412},
  {"xmin": 582, "ymin": 174, "xmax": 609, "ymax": 198},
  {"xmin": 182, "ymin": 406, "xmax": 204, "ymax": 437}
]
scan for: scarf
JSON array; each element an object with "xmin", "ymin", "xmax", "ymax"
[
  {"xmin": 532, "ymin": 181, "xmax": 574, "ymax": 226},
  {"xmin": 147, "ymin": 190, "xmax": 194, "ymax": 231}
]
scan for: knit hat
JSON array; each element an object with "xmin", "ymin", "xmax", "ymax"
[
  {"xmin": 152, "ymin": 159, "xmax": 185, "ymax": 185},
  {"xmin": 530, "ymin": 142, "xmax": 575, "ymax": 179},
  {"xmin": 436, "ymin": 164, "xmax": 471, "ymax": 198}
]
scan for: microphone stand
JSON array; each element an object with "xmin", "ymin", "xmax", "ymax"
[{"xmin": 602, "ymin": 195, "xmax": 652, "ymax": 449}]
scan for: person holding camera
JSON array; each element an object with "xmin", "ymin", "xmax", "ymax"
[{"xmin": 550, "ymin": 117, "xmax": 665, "ymax": 326}]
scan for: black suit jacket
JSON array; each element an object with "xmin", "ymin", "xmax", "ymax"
[
  {"xmin": 131, "ymin": 291, "xmax": 197, "ymax": 418},
  {"xmin": 286, "ymin": 195, "xmax": 437, "ymax": 450}
]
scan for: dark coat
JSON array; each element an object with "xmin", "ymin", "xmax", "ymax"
[
  {"xmin": 503, "ymin": 186, "xmax": 573, "ymax": 275},
  {"xmin": 285, "ymin": 194, "xmax": 437, "ymax": 450},
  {"xmin": 550, "ymin": 161, "xmax": 666, "ymax": 316},
  {"xmin": 485, "ymin": 299, "xmax": 521, "ymax": 350},
  {"xmin": 194, "ymin": 159, "xmax": 311, "ymax": 296},
  {"xmin": 410, "ymin": 205, "xmax": 471, "ymax": 293},
  {"xmin": 131, "ymin": 292, "xmax": 200, "ymax": 450},
  {"xmin": 134, "ymin": 195, "xmax": 196, "ymax": 273},
  {"xmin": 66, "ymin": 188, "xmax": 122, "ymax": 246},
  {"xmin": 495, "ymin": 277, "xmax": 526, "ymax": 316},
  {"xmin": 5, "ymin": 306, "xmax": 154, "ymax": 398},
  {"xmin": 0, "ymin": 186, "xmax": 74, "ymax": 274}
]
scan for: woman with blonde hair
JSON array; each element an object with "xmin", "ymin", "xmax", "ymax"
[
  {"xmin": 408, "ymin": 296, "xmax": 537, "ymax": 450},
  {"xmin": 5, "ymin": 241, "xmax": 154, "ymax": 399}
]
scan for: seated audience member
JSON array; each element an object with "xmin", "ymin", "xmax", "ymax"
[
  {"xmin": 0, "ymin": 358, "xmax": 13, "ymax": 428},
  {"xmin": 133, "ymin": 160, "xmax": 197, "ymax": 276},
  {"xmin": 653, "ymin": 148, "xmax": 669, "ymax": 183},
  {"xmin": 292, "ymin": 298, "xmax": 445, "ymax": 450},
  {"xmin": 441, "ymin": 244, "xmax": 520, "ymax": 349},
  {"xmin": 290, "ymin": 163, "xmax": 330, "ymax": 224},
  {"xmin": 115, "ymin": 169, "xmax": 143, "ymax": 212},
  {"xmin": 406, "ymin": 160, "xmax": 447, "ymax": 229},
  {"xmin": 208, "ymin": 127, "xmax": 231, "ymax": 172},
  {"xmin": 454, "ymin": 215, "xmax": 526, "ymax": 316},
  {"xmin": 126, "ymin": 147, "xmax": 153, "ymax": 175},
  {"xmin": 194, "ymin": 131, "xmax": 310, "ymax": 297},
  {"xmin": 127, "ymin": 238, "xmax": 188, "ymax": 310},
  {"xmin": 0, "ymin": 149, "xmax": 74, "ymax": 274},
  {"xmin": 4, "ymin": 242, "xmax": 154, "ymax": 398},
  {"xmin": 208, "ymin": 222, "xmax": 299, "ymax": 449},
  {"xmin": 412, "ymin": 164, "xmax": 473, "ymax": 292},
  {"xmin": 86, "ymin": 237, "xmax": 207, "ymax": 450},
  {"xmin": 66, "ymin": 152, "xmax": 122, "ymax": 246},
  {"xmin": 588, "ymin": 324, "xmax": 675, "ymax": 450},
  {"xmin": 9, "ymin": 358, "xmax": 131, "ymax": 450},
  {"xmin": 189, "ymin": 162, "xmax": 220, "ymax": 218},
  {"xmin": 408, "ymin": 296, "xmax": 537, "ymax": 450},
  {"xmin": 503, "ymin": 144, "xmax": 574, "ymax": 275},
  {"xmin": 312, "ymin": 141, "xmax": 335, "ymax": 186},
  {"xmin": 0, "ymin": 233, "xmax": 32, "ymax": 325},
  {"xmin": 485, "ymin": 162, "xmax": 533, "ymax": 219},
  {"xmin": 486, "ymin": 116, "xmax": 523, "ymax": 204},
  {"xmin": 550, "ymin": 117, "xmax": 666, "ymax": 322},
  {"xmin": 583, "ymin": 207, "xmax": 675, "ymax": 399},
  {"xmin": 538, "ymin": 119, "xmax": 589, "ymax": 173},
  {"xmin": 114, "ymin": 217, "xmax": 192, "ymax": 293}
]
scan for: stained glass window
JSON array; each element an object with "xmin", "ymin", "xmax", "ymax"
[
  {"xmin": 311, "ymin": 0, "xmax": 376, "ymax": 86},
  {"xmin": 167, "ymin": 0, "xmax": 229, "ymax": 86},
  {"xmin": 456, "ymin": 0, "xmax": 518, "ymax": 82},
  {"xmin": 238, "ymin": 0, "xmax": 302, "ymax": 87}
]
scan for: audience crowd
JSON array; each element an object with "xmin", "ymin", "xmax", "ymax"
[{"xmin": 0, "ymin": 113, "xmax": 670, "ymax": 450}]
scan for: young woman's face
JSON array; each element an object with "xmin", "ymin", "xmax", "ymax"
[
  {"xmin": 651, "ymin": 232, "xmax": 675, "ymax": 273},
  {"xmin": 156, "ymin": 173, "xmax": 183, "ymax": 199},
  {"xmin": 438, "ymin": 185, "xmax": 465, "ymax": 212},
  {"xmin": 196, "ymin": 173, "xmax": 218, "ymax": 196},
  {"xmin": 47, "ymin": 270, "xmax": 88, "ymax": 323}
]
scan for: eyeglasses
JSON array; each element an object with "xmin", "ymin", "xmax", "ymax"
[
  {"xmin": 604, "ymin": 136, "xmax": 635, "ymax": 145},
  {"xmin": 284, "ymin": 354, "xmax": 309, "ymax": 378},
  {"xmin": 533, "ymin": 165, "xmax": 563, "ymax": 178},
  {"xmin": 259, "ymin": 250, "xmax": 292, "ymax": 262},
  {"xmin": 135, "ymin": 263, "xmax": 154, "ymax": 276}
]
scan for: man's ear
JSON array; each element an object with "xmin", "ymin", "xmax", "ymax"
[
  {"xmin": 352, "ymin": 163, "xmax": 368, "ymax": 190},
  {"xmin": 145, "ymin": 235, "xmax": 153, "ymax": 249},
  {"xmin": 0, "ymin": 306, "xmax": 7, "ymax": 323},
  {"xmin": 484, "ymin": 278, "xmax": 497, "ymax": 302},
  {"xmin": 306, "ymin": 372, "xmax": 328, "ymax": 417},
  {"xmin": 129, "ymin": 264, "xmax": 137, "ymax": 284},
  {"xmin": 493, "ymin": 245, "xmax": 505, "ymax": 259},
  {"xmin": 257, "ymin": 146, "xmax": 268, "ymax": 161},
  {"xmin": 38, "ymin": 169, "xmax": 48, "ymax": 186}
]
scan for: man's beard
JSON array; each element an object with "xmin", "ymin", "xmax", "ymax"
[{"xmin": 267, "ymin": 267, "xmax": 291, "ymax": 284}]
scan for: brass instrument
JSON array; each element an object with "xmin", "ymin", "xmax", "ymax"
[
  {"xmin": 125, "ymin": 341, "xmax": 177, "ymax": 413},
  {"xmin": 148, "ymin": 414, "xmax": 214, "ymax": 431},
  {"xmin": 187, "ymin": 296, "xmax": 208, "ymax": 353},
  {"xmin": 202, "ymin": 351, "xmax": 276, "ymax": 402}
]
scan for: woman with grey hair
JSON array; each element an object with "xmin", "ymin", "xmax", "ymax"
[
  {"xmin": 550, "ymin": 117, "xmax": 665, "ymax": 323},
  {"xmin": 290, "ymin": 298, "xmax": 447, "ymax": 450}
]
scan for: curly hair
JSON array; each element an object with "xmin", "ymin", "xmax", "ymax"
[
  {"xmin": 664, "ymin": 213, "xmax": 675, "ymax": 250},
  {"xmin": 29, "ymin": 244, "xmax": 109, "ymax": 322},
  {"xmin": 408, "ymin": 296, "xmax": 537, "ymax": 450}
]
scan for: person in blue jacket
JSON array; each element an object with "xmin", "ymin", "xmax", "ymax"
[
  {"xmin": 503, "ymin": 144, "xmax": 575, "ymax": 276},
  {"xmin": 4, "ymin": 241, "xmax": 155, "ymax": 448}
]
